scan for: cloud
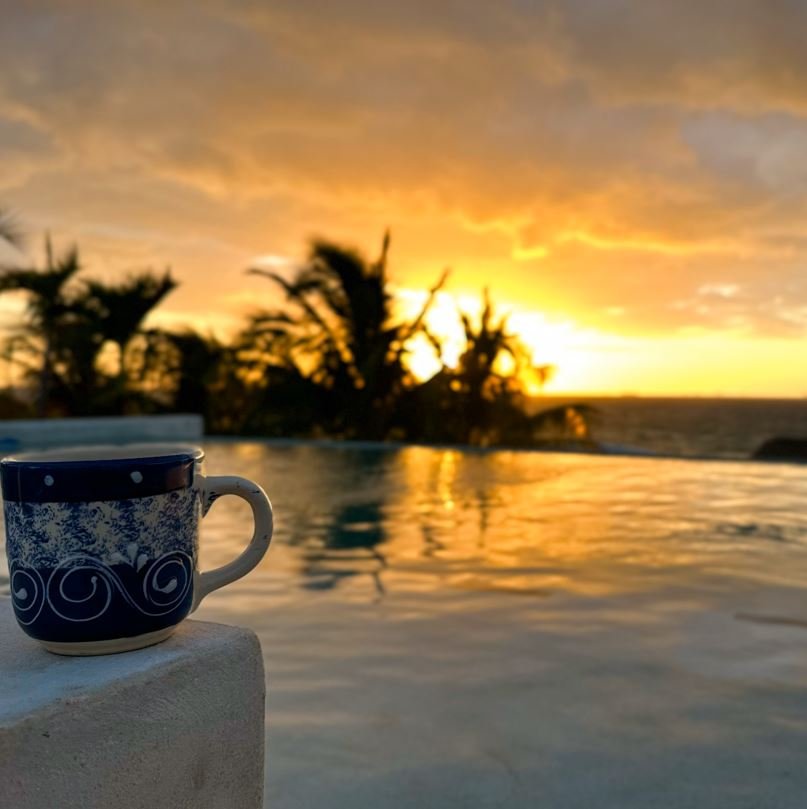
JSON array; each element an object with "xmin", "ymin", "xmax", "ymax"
[
  {"xmin": 1, "ymin": 0, "xmax": 807, "ymax": 344},
  {"xmin": 554, "ymin": 0, "xmax": 807, "ymax": 113}
]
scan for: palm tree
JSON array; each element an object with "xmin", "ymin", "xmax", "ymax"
[
  {"xmin": 150, "ymin": 329, "xmax": 252, "ymax": 432},
  {"xmin": 157, "ymin": 330, "xmax": 223, "ymax": 414},
  {"xmin": 0, "ymin": 237, "xmax": 82, "ymax": 416},
  {"xmin": 0, "ymin": 237, "xmax": 178, "ymax": 416},
  {"xmin": 401, "ymin": 289, "xmax": 529, "ymax": 444},
  {"xmin": 247, "ymin": 232, "xmax": 447, "ymax": 438},
  {"xmin": 81, "ymin": 270, "xmax": 177, "ymax": 410},
  {"xmin": 407, "ymin": 289, "xmax": 590, "ymax": 447},
  {"xmin": 452, "ymin": 288, "xmax": 539, "ymax": 444}
]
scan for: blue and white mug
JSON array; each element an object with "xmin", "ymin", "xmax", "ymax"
[{"xmin": 1, "ymin": 444, "xmax": 273, "ymax": 655}]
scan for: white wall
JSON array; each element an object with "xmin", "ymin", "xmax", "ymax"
[{"xmin": 0, "ymin": 602, "xmax": 265, "ymax": 809}]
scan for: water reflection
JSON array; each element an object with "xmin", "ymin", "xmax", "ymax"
[
  {"xmin": 298, "ymin": 501, "xmax": 388, "ymax": 595},
  {"xmin": 196, "ymin": 443, "xmax": 807, "ymax": 809},
  {"xmin": 421, "ymin": 449, "xmax": 494, "ymax": 552},
  {"xmin": 2, "ymin": 443, "xmax": 807, "ymax": 603},
  {"xmin": 276, "ymin": 448, "xmax": 394, "ymax": 595}
]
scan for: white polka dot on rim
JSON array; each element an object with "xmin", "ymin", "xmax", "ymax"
[
  {"xmin": 130, "ymin": 471, "xmax": 143, "ymax": 483},
  {"xmin": 44, "ymin": 475, "xmax": 54, "ymax": 486}
]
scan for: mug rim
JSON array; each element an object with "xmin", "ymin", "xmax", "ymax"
[
  {"xmin": 0, "ymin": 444, "xmax": 204, "ymax": 503},
  {"xmin": 2, "ymin": 443, "xmax": 204, "ymax": 466}
]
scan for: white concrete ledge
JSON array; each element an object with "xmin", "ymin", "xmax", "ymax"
[
  {"xmin": 0, "ymin": 414, "xmax": 204, "ymax": 450},
  {"xmin": 0, "ymin": 600, "xmax": 265, "ymax": 809}
]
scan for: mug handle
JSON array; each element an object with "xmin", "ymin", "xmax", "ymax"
[{"xmin": 192, "ymin": 474, "xmax": 274, "ymax": 610}]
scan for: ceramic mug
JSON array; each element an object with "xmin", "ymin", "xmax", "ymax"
[{"xmin": 1, "ymin": 444, "xmax": 273, "ymax": 655}]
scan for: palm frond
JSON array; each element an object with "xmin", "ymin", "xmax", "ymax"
[{"xmin": 83, "ymin": 268, "xmax": 177, "ymax": 345}]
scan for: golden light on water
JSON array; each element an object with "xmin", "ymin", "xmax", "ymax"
[{"xmin": 436, "ymin": 450, "xmax": 457, "ymax": 512}]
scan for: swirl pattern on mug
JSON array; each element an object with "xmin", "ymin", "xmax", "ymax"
[
  {"xmin": 10, "ymin": 564, "xmax": 46, "ymax": 626},
  {"xmin": 10, "ymin": 551, "xmax": 194, "ymax": 622},
  {"xmin": 4, "ymin": 488, "xmax": 200, "ymax": 568}
]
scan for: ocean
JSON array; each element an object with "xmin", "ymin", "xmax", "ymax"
[{"xmin": 539, "ymin": 396, "xmax": 807, "ymax": 459}]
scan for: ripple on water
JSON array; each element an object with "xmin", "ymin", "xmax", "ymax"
[
  {"xmin": 2, "ymin": 443, "xmax": 807, "ymax": 602},
  {"xmin": 4, "ymin": 442, "xmax": 807, "ymax": 807}
]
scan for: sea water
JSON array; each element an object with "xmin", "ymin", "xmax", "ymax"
[{"xmin": 539, "ymin": 395, "xmax": 807, "ymax": 458}]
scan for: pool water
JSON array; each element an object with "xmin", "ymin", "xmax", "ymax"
[{"xmin": 4, "ymin": 441, "xmax": 807, "ymax": 807}]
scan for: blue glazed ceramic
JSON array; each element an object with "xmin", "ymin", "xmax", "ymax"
[{"xmin": 2, "ymin": 444, "xmax": 273, "ymax": 655}]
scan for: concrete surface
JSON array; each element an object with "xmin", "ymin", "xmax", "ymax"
[
  {"xmin": 0, "ymin": 414, "xmax": 203, "ymax": 449},
  {"xmin": 0, "ymin": 600, "xmax": 265, "ymax": 809}
]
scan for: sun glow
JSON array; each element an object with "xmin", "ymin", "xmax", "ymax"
[{"xmin": 397, "ymin": 289, "xmax": 604, "ymax": 395}]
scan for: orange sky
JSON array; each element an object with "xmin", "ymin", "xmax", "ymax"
[{"xmin": 1, "ymin": 1, "xmax": 806, "ymax": 397}]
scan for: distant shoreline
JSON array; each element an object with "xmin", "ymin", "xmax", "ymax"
[
  {"xmin": 204, "ymin": 434, "xmax": 807, "ymax": 467},
  {"xmin": 530, "ymin": 394, "xmax": 807, "ymax": 403}
]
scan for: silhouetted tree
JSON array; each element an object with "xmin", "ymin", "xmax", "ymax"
[
  {"xmin": 0, "ymin": 224, "xmax": 593, "ymax": 450},
  {"xmin": 452, "ymin": 288, "xmax": 545, "ymax": 444},
  {"xmin": 403, "ymin": 289, "xmax": 591, "ymax": 446},
  {"xmin": 246, "ymin": 232, "xmax": 447, "ymax": 438},
  {"xmin": 0, "ymin": 237, "xmax": 177, "ymax": 416},
  {"xmin": 81, "ymin": 270, "xmax": 176, "ymax": 412},
  {"xmin": 0, "ymin": 237, "xmax": 82, "ymax": 415},
  {"xmin": 148, "ymin": 329, "xmax": 255, "ymax": 433}
]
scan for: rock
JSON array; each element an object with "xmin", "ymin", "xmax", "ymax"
[{"xmin": 751, "ymin": 437, "xmax": 807, "ymax": 462}]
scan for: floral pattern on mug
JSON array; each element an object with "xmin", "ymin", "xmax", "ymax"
[{"xmin": 4, "ymin": 488, "xmax": 200, "ymax": 568}]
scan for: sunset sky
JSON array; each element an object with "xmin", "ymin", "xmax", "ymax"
[{"xmin": 1, "ymin": 1, "xmax": 806, "ymax": 397}]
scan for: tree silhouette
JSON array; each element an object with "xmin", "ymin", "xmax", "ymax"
[
  {"xmin": 0, "ymin": 237, "xmax": 82, "ymax": 415},
  {"xmin": 0, "ymin": 238, "xmax": 177, "ymax": 416},
  {"xmin": 402, "ymin": 289, "xmax": 591, "ymax": 446},
  {"xmin": 81, "ymin": 270, "xmax": 176, "ymax": 411},
  {"xmin": 150, "ymin": 329, "xmax": 255, "ymax": 432},
  {"xmin": 0, "ymin": 224, "xmax": 593, "ymax": 449},
  {"xmin": 452, "ymin": 288, "xmax": 546, "ymax": 444},
  {"xmin": 247, "ymin": 232, "xmax": 447, "ymax": 438}
]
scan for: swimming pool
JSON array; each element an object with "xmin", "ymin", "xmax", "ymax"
[{"xmin": 3, "ymin": 441, "xmax": 807, "ymax": 807}]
